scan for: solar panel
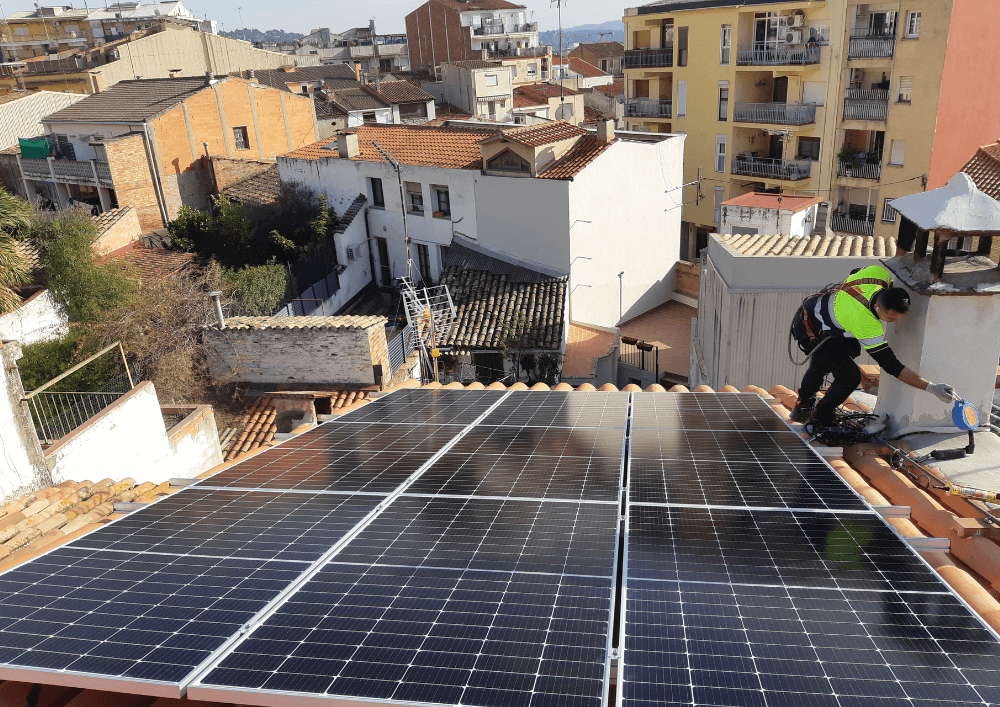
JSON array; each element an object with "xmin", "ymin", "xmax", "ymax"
[
  {"xmin": 68, "ymin": 489, "xmax": 382, "ymax": 562},
  {"xmin": 409, "ymin": 451, "xmax": 622, "ymax": 503},
  {"xmin": 480, "ymin": 391, "xmax": 630, "ymax": 428},
  {"xmin": 629, "ymin": 457, "xmax": 868, "ymax": 511},
  {"xmin": 194, "ymin": 563, "xmax": 614, "ymax": 707},
  {"xmin": 199, "ymin": 423, "xmax": 465, "ymax": 492},
  {"xmin": 449, "ymin": 425, "xmax": 626, "ymax": 458},
  {"xmin": 334, "ymin": 388, "xmax": 507, "ymax": 425},
  {"xmin": 631, "ymin": 392, "xmax": 791, "ymax": 432},
  {"xmin": 630, "ymin": 429, "xmax": 816, "ymax": 465},
  {"xmin": 0, "ymin": 547, "xmax": 306, "ymax": 693}
]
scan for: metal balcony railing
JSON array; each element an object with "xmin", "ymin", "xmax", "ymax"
[
  {"xmin": 731, "ymin": 156, "xmax": 811, "ymax": 180},
  {"xmin": 831, "ymin": 212, "xmax": 875, "ymax": 236},
  {"xmin": 837, "ymin": 157, "xmax": 882, "ymax": 180},
  {"xmin": 625, "ymin": 98, "xmax": 672, "ymax": 118},
  {"xmin": 847, "ymin": 32, "xmax": 895, "ymax": 59},
  {"xmin": 845, "ymin": 88, "xmax": 890, "ymax": 101},
  {"xmin": 20, "ymin": 157, "xmax": 114, "ymax": 186},
  {"xmin": 624, "ymin": 47, "xmax": 673, "ymax": 69},
  {"xmin": 732, "ymin": 102, "xmax": 816, "ymax": 125},
  {"xmin": 736, "ymin": 45, "xmax": 820, "ymax": 66},
  {"xmin": 843, "ymin": 99, "xmax": 888, "ymax": 121},
  {"xmin": 474, "ymin": 24, "xmax": 507, "ymax": 36}
]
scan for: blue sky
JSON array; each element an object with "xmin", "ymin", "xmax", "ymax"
[{"xmin": 3, "ymin": 0, "xmax": 623, "ymax": 37}]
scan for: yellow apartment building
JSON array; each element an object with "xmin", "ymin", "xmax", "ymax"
[{"xmin": 623, "ymin": 0, "xmax": 999, "ymax": 258}]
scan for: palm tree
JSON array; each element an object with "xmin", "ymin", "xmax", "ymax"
[{"xmin": 0, "ymin": 188, "xmax": 33, "ymax": 315}]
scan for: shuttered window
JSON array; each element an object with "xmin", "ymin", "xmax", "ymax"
[
  {"xmin": 897, "ymin": 76, "xmax": 913, "ymax": 103},
  {"xmin": 890, "ymin": 140, "xmax": 906, "ymax": 166}
]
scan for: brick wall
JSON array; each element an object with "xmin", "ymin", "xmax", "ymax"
[
  {"xmin": 103, "ymin": 133, "xmax": 162, "ymax": 232},
  {"xmin": 211, "ymin": 156, "xmax": 274, "ymax": 193},
  {"xmin": 92, "ymin": 206, "xmax": 141, "ymax": 256},
  {"xmin": 203, "ymin": 323, "xmax": 387, "ymax": 386},
  {"xmin": 406, "ymin": 2, "xmax": 474, "ymax": 73},
  {"xmin": 675, "ymin": 260, "xmax": 700, "ymax": 300},
  {"xmin": 367, "ymin": 325, "xmax": 391, "ymax": 389}
]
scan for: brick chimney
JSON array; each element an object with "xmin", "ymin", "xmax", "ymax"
[
  {"xmin": 596, "ymin": 119, "xmax": 615, "ymax": 143},
  {"xmin": 337, "ymin": 132, "xmax": 359, "ymax": 159}
]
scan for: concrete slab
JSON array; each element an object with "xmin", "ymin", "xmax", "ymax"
[{"xmin": 894, "ymin": 430, "xmax": 1000, "ymax": 492}]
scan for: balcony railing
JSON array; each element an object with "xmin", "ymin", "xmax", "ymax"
[
  {"xmin": 486, "ymin": 45, "xmax": 550, "ymax": 59},
  {"xmin": 847, "ymin": 29, "xmax": 895, "ymax": 59},
  {"xmin": 831, "ymin": 212, "xmax": 875, "ymax": 236},
  {"xmin": 624, "ymin": 47, "xmax": 673, "ymax": 69},
  {"xmin": 732, "ymin": 102, "xmax": 816, "ymax": 125},
  {"xmin": 625, "ymin": 98, "xmax": 672, "ymax": 118},
  {"xmin": 736, "ymin": 45, "xmax": 820, "ymax": 66},
  {"xmin": 731, "ymin": 156, "xmax": 812, "ymax": 181},
  {"xmin": 20, "ymin": 157, "xmax": 113, "ymax": 186},
  {"xmin": 837, "ymin": 157, "xmax": 882, "ymax": 180},
  {"xmin": 474, "ymin": 22, "xmax": 535, "ymax": 36},
  {"xmin": 474, "ymin": 24, "xmax": 507, "ymax": 36},
  {"xmin": 842, "ymin": 98, "xmax": 888, "ymax": 121}
]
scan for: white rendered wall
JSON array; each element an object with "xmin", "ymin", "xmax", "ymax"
[
  {"xmin": 720, "ymin": 205, "xmax": 814, "ymax": 238},
  {"xmin": 0, "ymin": 290, "xmax": 68, "ymax": 346},
  {"xmin": 0, "ymin": 341, "xmax": 50, "ymax": 503},
  {"xmin": 567, "ymin": 135, "xmax": 685, "ymax": 327},
  {"xmin": 346, "ymin": 108, "xmax": 392, "ymax": 128}
]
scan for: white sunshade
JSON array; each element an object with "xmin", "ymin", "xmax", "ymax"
[{"xmin": 891, "ymin": 172, "xmax": 1000, "ymax": 232}]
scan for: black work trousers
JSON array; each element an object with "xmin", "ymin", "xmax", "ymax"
[{"xmin": 796, "ymin": 337, "xmax": 862, "ymax": 425}]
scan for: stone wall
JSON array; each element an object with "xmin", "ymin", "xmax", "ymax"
[
  {"xmin": 675, "ymin": 260, "xmax": 699, "ymax": 300},
  {"xmin": 91, "ymin": 206, "xmax": 142, "ymax": 256},
  {"xmin": 211, "ymin": 156, "xmax": 275, "ymax": 193}
]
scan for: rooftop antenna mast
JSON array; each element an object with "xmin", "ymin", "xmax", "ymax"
[
  {"xmin": 597, "ymin": 30, "xmax": 614, "ymax": 41},
  {"xmin": 399, "ymin": 277, "xmax": 457, "ymax": 384},
  {"xmin": 372, "ymin": 140, "xmax": 412, "ymax": 283},
  {"xmin": 238, "ymin": 6, "xmax": 245, "ymax": 41},
  {"xmin": 551, "ymin": 0, "xmax": 566, "ymax": 113}
]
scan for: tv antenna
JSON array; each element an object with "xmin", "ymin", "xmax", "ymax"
[
  {"xmin": 597, "ymin": 30, "xmax": 614, "ymax": 41},
  {"xmin": 399, "ymin": 278, "xmax": 456, "ymax": 384},
  {"xmin": 551, "ymin": 0, "xmax": 566, "ymax": 109}
]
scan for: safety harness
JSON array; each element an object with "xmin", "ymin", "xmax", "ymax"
[{"xmin": 799, "ymin": 277, "xmax": 886, "ymax": 344}]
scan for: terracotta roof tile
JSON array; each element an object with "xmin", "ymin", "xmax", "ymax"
[
  {"xmin": 591, "ymin": 79, "xmax": 625, "ymax": 99},
  {"xmin": 374, "ymin": 80, "xmax": 434, "ymax": 104},
  {"xmin": 538, "ymin": 135, "xmax": 613, "ymax": 180},
  {"xmin": 330, "ymin": 85, "xmax": 391, "ymax": 112},
  {"xmin": 721, "ymin": 192, "xmax": 822, "ymax": 213},
  {"xmin": 214, "ymin": 314, "xmax": 386, "ymax": 331},
  {"xmin": 439, "ymin": 265, "xmax": 566, "ymax": 351},
  {"xmin": 223, "ymin": 164, "xmax": 280, "ymax": 206},
  {"xmin": 720, "ymin": 232, "xmax": 896, "ymax": 257},
  {"xmin": 443, "ymin": 60, "xmax": 503, "ymax": 70},
  {"xmin": 41, "ymin": 77, "xmax": 237, "ymax": 124},
  {"xmin": 552, "ymin": 56, "xmax": 608, "ymax": 78},
  {"xmin": 495, "ymin": 120, "xmax": 588, "ymax": 148},
  {"xmin": 513, "ymin": 83, "xmax": 581, "ymax": 102},
  {"xmin": 961, "ymin": 140, "xmax": 1000, "ymax": 202},
  {"xmin": 92, "ymin": 206, "xmax": 133, "ymax": 234},
  {"xmin": 222, "ymin": 396, "xmax": 276, "ymax": 461},
  {"xmin": 583, "ymin": 105, "xmax": 611, "ymax": 122},
  {"xmin": 285, "ymin": 124, "xmax": 496, "ymax": 170},
  {"xmin": 513, "ymin": 92, "xmax": 544, "ymax": 109},
  {"xmin": 15, "ymin": 239, "xmax": 43, "ymax": 283},
  {"xmin": 114, "ymin": 244, "xmax": 196, "ymax": 279},
  {"xmin": 571, "ymin": 41, "xmax": 625, "ymax": 58}
]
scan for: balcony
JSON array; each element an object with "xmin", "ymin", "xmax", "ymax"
[
  {"xmin": 842, "ymin": 88, "xmax": 889, "ymax": 121},
  {"xmin": 486, "ymin": 45, "xmax": 550, "ymax": 59},
  {"xmin": 848, "ymin": 28, "xmax": 895, "ymax": 59},
  {"xmin": 474, "ymin": 22, "xmax": 537, "ymax": 37},
  {"xmin": 837, "ymin": 153, "xmax": 882, "ymax": 180},
  {"xmin": 736, "ymin": 45, "xmax": 821, "ymax": 66},
  {"xmin": 624, "ymin": 47, "xmax": 673, "ymax": 69},
  {"xmin": 731, "ymin": 155, "xmax": 811, "ymax": 181},
  {"xmin": 20, "ymin": 157, "xmax": 113, "ymax": 187},
  {"xmin": 732, "ymin": 102, "xmax": 816, "ymax": 125},
  {"xmin": 625, "ymin": 98, "xmax": 672, "ymax": 118},
  {"xmin": 831, "ymin": 212, "xmax": 875, "ymax": 236}
]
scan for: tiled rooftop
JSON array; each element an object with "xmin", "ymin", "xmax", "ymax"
[
  {"xmin": 92, "ymin": 206, "xmax": 132, "ymax": 234},
  {"xmin": 15, "ymin": 239, "xmax": 43, "ymax": 284},
  {"xmin": 572, "ymin": 41, "xmax": 625, "ymax": 58},
  {"xmin": 722, "ymin": 232, "xmax": 896, "ymax": 257},
  {"xmin": 330, "ymin": 85, "xmax": 390, "ymax": 112},
  {"xmin": 243, "ymin": 65, "xmax": 358, "ymax": 92},
  {"xmin": 222, "ymin": 164, "xmax": 280, "ymax": 206},
  {"xmin": 374, "ymin": 80, "xmax": 434, "ymax": 104},
  {"xmin": 961, "ymin": 140, "xmax": 1000, "ymax": 202},
  {"xmin": 512, "ymin": 92, "xmax": 544, "ymax": 109},
  {"xmin": 551, "ymin": 56, "xmax": 607, "ymax": 78},
  {"xmin": 427, "ymin": 0, "xmax": 525, "ymax": 9},
  {"xmin": 721, "ymin": 191, "xmax": 822, "ymax": 213},
  {"xmin": 443, "ymin": 59, "xmax": 503, "ymax": 70},
  {"xmin": 512, "ymin": 83, "xmax": 581, "ymax": 102},
  {"xmin": 114, "ymin": 244, "xmax": 196, "ymax": 280},
  {"xmin": 591, "ymin": 79, "xmax": 625, "ymax": 99},
  {"xmin": 496, "ymin": 120, "xmax": 589, "ymax": 148},
  {"xmin": 439, "ymin": 264, "xmax": 566, "ymax": 352},
  {"xmin": 214, "ymin": 315, "xmax": 387, "ymax": 331},
  {"xmin": 537, "ymin": 135, "xmax": 614, "ymax": 179}
]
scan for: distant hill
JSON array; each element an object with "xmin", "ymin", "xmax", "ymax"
[
  {"xmin": 539, "ymin": 22, "xmax": 624, "ymax": 50},
  {"xmin": 220, "ymin": 28, "xmax": 304, "ymax": 44}
]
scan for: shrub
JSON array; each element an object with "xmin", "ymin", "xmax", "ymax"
[
  {"xmin": 224, "ymin": 260, "xmax": 291, "ymax": 316},
  {"xmin": 0, "ymin": 188, "xmax": 32, "ymax": 314},
  {"xmin": 17, "ymin": 328, "xmax": 116, "ymax": 392}
]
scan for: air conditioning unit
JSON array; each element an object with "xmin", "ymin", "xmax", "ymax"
[
  {"xmin": 784, "ymin": 29, "xmax": 804, "ymax": 45},
  {"xmin": 346, "ymin": 247, "xmax": 359, "ymax": 261},
  {"xmin": 788, "ymin": 14, "xmax": 804, "ymax": 27}
]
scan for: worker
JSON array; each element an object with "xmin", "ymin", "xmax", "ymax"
[{"xmin": 790, "ymin": 264, "xmax": 955, "ymax": 429}]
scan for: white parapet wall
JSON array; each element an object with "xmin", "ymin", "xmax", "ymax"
[
  {"xmin": 0, "ymin": 290, "xmax": 68, "ymax": 346},
  {"xmin": 0, "ymin": 341, "xmax": 51, "ymax": 503},
  {"xmin": 46, "ymin": 382, "xmax": 223, "ymax": 485}
]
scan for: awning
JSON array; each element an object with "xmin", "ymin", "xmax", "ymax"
[{"xmin": 476, "ymin": 94, "xmax": 511, "ymax": 103}]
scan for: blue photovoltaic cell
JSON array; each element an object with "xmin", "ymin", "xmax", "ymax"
[
  {"xmin": 0, "ymin": 547, "xmax": 306, "ymax": 684},
  {"xmin": 69, "ymin": 488, "xmax": 382, "ymax": 563},
  {"xmin": 334, "ymin": 389, "xmax": 506, "ymax": 425},
  {"xmin": 631, "ymin": 392, "xmax": 791, "ymax": 432},
  {"xmin": 449, "ymin": 425, "xmax": 625, "ymax": 459},
  {"xmin": 480, "ymin": 391, "xmax": 629, "ymax": 428},
  {"xmin": 201, "ymin": 563, "xmax": 614, "ymax": 707}
]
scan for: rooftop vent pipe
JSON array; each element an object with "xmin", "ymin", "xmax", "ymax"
[{"xmin": 208, "ymin": 291, "xmax": 225, "ymax": 328}]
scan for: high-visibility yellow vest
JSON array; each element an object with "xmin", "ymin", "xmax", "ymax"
[{"xmin": 814, "ymin": 265, "xmax": 892, "ymax": 350}]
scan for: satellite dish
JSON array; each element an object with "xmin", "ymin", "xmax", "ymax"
[{"xmin": 615, "ymin": 93, "xmax": 625, "ymax": 105}]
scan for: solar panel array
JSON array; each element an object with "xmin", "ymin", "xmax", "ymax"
[{"xmin": 0, "ymin": 389, "xmax": 997, "ymax": 707}]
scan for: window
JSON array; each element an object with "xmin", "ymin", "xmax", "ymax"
[
  {"xmin": 889, "ymin": 139, "xmax": 906, "ymax": 165},
  {"xmin": 632, "ymin": 79, "xmax": 649, "ymax": 98},
  {"xmin": 720, "ymin": 25, "xmax": 731, "ymax": 65},
  {"xmin": 485, "ymin": 73, "xmax": 498, "ymax": 87},
  {"xmin": 715, "ymin": 135, "xmax": 727, "ymax": 173},
  {"xmin": 718, "ymin": 82, "xmax": 729, "ymax": 121},
  {"xmin": 369, "ymin": 177, "xmax": 384, "ymax": 208},
  {"xmin": 376, "ymin": 237, "xmax": 391, "ymax": 286},
  {"xmin": 232, "ymin": 126, "xmax": 249, "ymax": 150},
  {"xmin": 600, "ymin": 59, "xmax": 608, "ymax": 72},
  {"xmin": 882, "ymin": 198, "xmax": 898, "ymax": 223},
  {"xmin": 677, "ymin": 26, "xmax": 688, "ymax": 66},
  {"xmin": 301, "ymin": 84, "xmax": 309, "ymax": 94},
  {"xmin": 676, "ymin": 80, "xmax": 687, "ymax": 118},
  {"xmin": 405, "ymin": 182, "xmax": 424, "ymax": 213},
  {"xmin": 713, "ymin": 186, "xmax": 725, "ymax": 223},
  {"xmin": 417, "ymin": 243, "xmax": 432, "ymax": 284},
  {"xmin": 433, "ymin": 186, "xmax": 450, "ymax": 217},
  {"xmin": 527, "ymin": 62, "xmax": 537, "ymax": 77},
  {"xmin": 798, "ymin": 137, "xmax": 821, "ymax": 161},
  {"xmin": 897, "ymin": 76, "xmax": 913, "ymax": 103},
  {"xmin": 905, "ymin": 11, "xmax": 921, "ymax": 37},
  {"xmin": 487, "ymin": 148, "xmax": 530, "ymax": 173},
  {"xmin": 362, "ymin": 112, "xmax": 377, "ymax": 122}
]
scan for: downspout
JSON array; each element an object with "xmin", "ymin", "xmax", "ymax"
[
  {"xmin": 363, "ymin": 206, "xmax": 378, "ymax": 289},
  {"xmin": 139, "ymin": 122, "xmax": 170, "ymax": 227}
]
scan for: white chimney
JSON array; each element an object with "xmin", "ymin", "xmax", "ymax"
[
  {"xmin": 597, "ymin": 118, "xmax": 614, "ymax": 143},
  {"xmin": 337, "ymin": 132, "xmax": 360, "ymax": 159}
]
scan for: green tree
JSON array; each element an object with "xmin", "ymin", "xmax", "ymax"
[
  {"xmin": 17, "ymin": 327, "xmax": 115, "ymax": 392},
  {"xmin": 0, "ymin": 188, "xmax": 33, "ymax": 314},
  {"xmin": 224, "ymin": 260, "xmax": 290, "ymax": 316},
  {"xmin": 33, "ymin": 208, "xmax": 138, "ymax": 321},
  {"xmin": 211, "ymin": 194, "xmax": 256, "ymax": 266},
  {"xmin": 167, "ymin": 205, "xmax": 212, "ymax": 253}
]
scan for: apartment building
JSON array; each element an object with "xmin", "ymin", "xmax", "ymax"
[
  {"xmin": 0, "ymin": 0, "xmax": 215, "ymax": 61},
  {"xmin": 405, "ymin": 0, "xmax": 543, "ymax": 76},
  {"xmin": 623, "ymin": 0, "xmax": 999, "ymax": 255}
]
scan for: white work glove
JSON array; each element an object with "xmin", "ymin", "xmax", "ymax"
[{"xmin": 926, "ymin": 382, "xmax": 956, "ymax": 404}]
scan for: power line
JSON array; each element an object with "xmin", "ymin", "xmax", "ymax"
[{"xmin": 696, "ymin": 172, "xmax": 926, "ymax": 194}]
